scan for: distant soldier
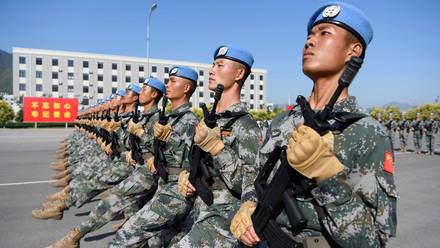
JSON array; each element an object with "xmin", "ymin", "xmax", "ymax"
[
  {"xmin": 424, "ymin": 113, "xmax": 438, "ymax": 155},
  {"xmin": 385, "ymin": 113, "xmax": 398, "ymax": 148},
  {"xmin": 411, "ymin": 113, "xmax": 424, "ymax": 154},
  {"xmin": 397, "ymin": 114, "xmax": 410, "ymax": 152}
]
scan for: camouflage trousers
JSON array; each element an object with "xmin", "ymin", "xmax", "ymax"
[
  {"xmin": 170, "ymin": 189, "xmax": 240, "ymax": 248},
  {"xmin": 426, "ymin": 135, "xmax": 435, "ymax": 154},
  {"xmin": 399, "ymin": 132, "xmax": 407, "ymax": 151},
  {"xmin": 108, "ymin": 179, "xmax": 192, "ymax": 248},
  {"xmin": 78, "ymin": 165, "xmax": 158, "ymax": 234},
  {"xmin": 413, "ymin": 133, "xmax": 423, "ymax": 153}
]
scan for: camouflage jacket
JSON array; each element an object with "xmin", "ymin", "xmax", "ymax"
[
  {"xmin": 139, "ymin": 107, "xmax": 160, "ymax": 154},
  {"xmin": 257, "ymin": 96, "xmax": 397, "ymax": 247},
  {"xmin": 411, "ymin": 120, "xmax": 424, "ymax": 135},
  {"xmin": 424, "ymin": 120, "xmax": 439, "ymax": 135},
  {"xmin": 210, "ymin": 102, "xmax": 261, "ymax": 203},
  {"xmin": 162, "ymin": 102, "xmax": 198, "ymax": 173}
]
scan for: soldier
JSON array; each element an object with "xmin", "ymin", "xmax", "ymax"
[
  {"xmin": 397, "ymin": 114, "xmax": 410, "ymax": 152},
  {"xmin": 174, "ymin": 46, "xmax": 261, "ymax": 247},
  {"xmin": 385, "ymin": 113, "xmax": 397, "ymax": 149},
  {"xmin": 411, "ymin": 112, "xmax": 424, "ymax": 154},
  {"xmin": 44, "ymin": 78, "xmax": 166, "ymax": 248},
  {"xmin": 231, "ymin": 2, "xmax": 397, "ymax": 247},
  {"xmin": 108, "ymin": 66, "xmax": 199, "ymax": 248},
  {"xmin": 424, "ymin": 113, "xmax": 438, "ymax": 155}
]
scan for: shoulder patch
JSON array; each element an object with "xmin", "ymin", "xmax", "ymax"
[{"xmin": 384, "ymin": 151, "xmax": 394, "ymax": 174}]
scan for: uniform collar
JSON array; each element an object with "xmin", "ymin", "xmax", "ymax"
[
  {"xmin": 170, "ymin": 102, "xmax": 191, "ymax": 115},
  {"xmin": 218, "ymin": 102, "xmax": 248, "ymax": 114},
  {"xmin": 332, "ymin": 96, "xmax": 358, "ymax": 113}
]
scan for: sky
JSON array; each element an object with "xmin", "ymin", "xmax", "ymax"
[{"xmin": 1, "ymin": 0, "xmax": 439, "ymax": 108}]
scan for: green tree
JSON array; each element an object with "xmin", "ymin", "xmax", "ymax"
[
  {"xmin": 0, "ymin": 100, "xmax": 14, "ymax": 127},
  {"xmin": 15, "ymin": 108, "xmax": 23, "ymax": 122}
]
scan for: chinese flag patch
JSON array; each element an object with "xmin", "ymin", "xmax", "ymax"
[{"xmin": 383, "ymin": 151, "xmax": 394, "ymax": 174}]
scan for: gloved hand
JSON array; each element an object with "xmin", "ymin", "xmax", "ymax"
[
  {"xmin": 194, "ymin": 121, "xmax": 224, "ymax": 156},
  {"xmin": 146, "ymin": 156, "xmax": 156, "ymax": 173},
  {"xmin": 104, "ymin": 143, "xmax": 112, "ymax": 155},
  {"xmin": 125, "ymin": 151, "xmax": 136, "ymax": 166},
  {"xmin": 230, "ymin": 201, "xmax": 257, "ymax": 240},
  {"xmin": 178, "ymin": 170, "xmax": 195, "ymax": 197},
  {"xmin": 153, "ymin": 122, "xmax": 172, "ymax": 141},
  {"xmin": 286, "ymin": 125, "xmax": 343, "ymax": 182},
  {"xmin": 111, "ymin": 121, "xmax": 121, "ymax": 131}
]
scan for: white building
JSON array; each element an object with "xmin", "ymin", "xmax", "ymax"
[{"xmin": 13, "ymin": 47, "xmax": 267, "ymax": 110}]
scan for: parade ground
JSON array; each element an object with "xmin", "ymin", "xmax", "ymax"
[{"xmin": 0, "ymin": 128, "xmax": 439, "ymax": 248}]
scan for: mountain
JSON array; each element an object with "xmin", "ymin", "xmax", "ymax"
[
  {"xmin": 0, "ymin": 50, "xmax": 12, "ymax": 94},
  {"xmin": 381, "ymin": 102, "xmax": 417, "ymax": 111}
]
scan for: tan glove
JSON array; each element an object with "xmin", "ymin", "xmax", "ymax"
[
  {"xmin": 111, "ymin": 121, "xmax": 121, "ymax": 131},
  {"xmin": 194, "ymin": 122, "xmax": 224, "ymax": 156},
  {"xmin": 230, "ymin": 201, "xmax": 257, "ymax": 239},
  {"xmin": 146, "ymin": 156, "xmax": 156, "ymax": 173},
  {"xmin": 127, "ymin": 120, "xmax": 136, "ymax": 133},
  {"xmin": 178, "ymin": 170, "xmax": 190, "ymax": 197},
  {"xmin": 104, "ymin": 143, "xmax": 112, "ymax": 154},
  {"xmin": 286, "ymin": 125, "xmax": 343, "ymax": 182},
  {"xmin": 125, "ymin": 151, "xmax": 135, "ymax": 166},
  {"xmin": 153, "ymin": 122, "xmax": 172, "ymax": 141}
]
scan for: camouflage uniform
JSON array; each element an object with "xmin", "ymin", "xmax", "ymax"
[
  {"xmin": 385, "ymin": 119, "xmax": 397, "ymax": 149},
  {"xmin": 108, "ymin": 103, "xmax": 199, "ymax": 248},
  {"xmin": 424, "ymin": 119, "xmax": 439, "ymax": 155},
  {"xmin": 77, "ymin": 108, "xmax": 160, "ymax": 234},
  {"xmin": 411, "ymin": 120, "xmax": 424, "ymax": 153},
  {"xmin": 170, "ymin": 103, "xmax": 261, "ymax": 248},
  {"xmin": 397, "ymin": 119, "xmax": 410, "ymax": 152},
  {"xmin": 255, "ymin": 97, "xmax": 397, "ymax": 247}
]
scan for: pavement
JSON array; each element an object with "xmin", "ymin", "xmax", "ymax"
[{"xmin": 0, "ymin": 128, "xmax": 439, "ymax": 247}]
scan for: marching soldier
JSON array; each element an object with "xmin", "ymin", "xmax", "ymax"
[
  {"xmin": 397, "ymin": 114, "xmax": 410, "ymax": 152},
  {"xmin": 424, "ymin": 113, "xmax": 438, "ymax": 155},
  {"xmin": 411, "ymin": 113, "xmax": 424, "ymax": 154},
  {"xmin": 231, "ymin": 2, "xmax": 397, "ymax": 247}
]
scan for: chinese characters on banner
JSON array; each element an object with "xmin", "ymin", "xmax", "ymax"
[{"xmin": 23, "ymin": 97, "xmax": 78, "ymax": 123}]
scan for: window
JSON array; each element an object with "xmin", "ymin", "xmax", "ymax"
[
  {"xmin": 83, "ymin": 86, "xmax": 89, "ymax": 93},
  {"xmin": 19, "ymin": 83, "xmax": 26, "ymax": 91},
  {"xmin": 67, "ymin": 85, "xmax": 74, "ymax": 93},
  {"xmin": 52, "ymin": 58, "xmax": 58, "ymax": 66},
  {"xmin": 250, "ymin": 74, "xmax": 254, "ymax": 80},
  {"xmin": 112, "ymin": 87, "xmax": 117, "ymax": 94},
  {"xmin": 139, "ymin": 65, "xmax": 144, "ymax": 72},
  {"xmin": 68, "ymin": 73, "xmax": 74, "ymax": 80},
  {"xmin": 210, "ymin": 92, "xmax": 214, "ymax": 98},
  {"xmin": 126, "ymin": 64, "xmax": 131, "ymax": 71},
  {"xmin": 199, "ymin": 81, "xmax": 203, "ymax": 87},
  {"xmin": 112, "ymin": 63, "xmax": 117, "ymax": 70},
  {"xmin": 52, "ymin": 72, "xmax": 58, "ymax": 79},
  {"xmin": 259, "ymin": 95, "xmax": 263, "ymax": 100},
  {"xmin": 97, "ymin": 87, "xmax": 103, "ymax": 94},
  {"xmin": 126, "ymin": 76, "xmax": 131, "ymax": 83},
  {"xmin": 98, "ymin": 75, "xmax": 103, "ymax": 81},
  {"xmin": 152, "ymin": 66, "xmax": 157, "ymax": 73},
  {"xmin": 83, "ymin": 74, "xmax": 89, "ymax": 81},
  {"xmin": 164, "ymin": 78, "xmax": 169, "ymax": 84},
  {"xmin": 81, "ymin": 98, "xmax": 89, "ymax": 105},
  {"xmin": 36, "ymin": 57, "xmax": 43, "ymax": 65},
  {"xmin": 51, "ymin": 85, "xmax": 59, "ymax": 92},
  {"xmin": 250, "ymin": 94, "xmax": 254, "ymax": 100},
  {"xmin": 19, "ymin": 56, "xmax": 26, "ymax": 64},
  {"xmin": 97, "ymin": 62, "xmax": 103, "ymax": 69},
  {"xmin": 68, "ymin": 59, "xmax": 74, "ymax": 67},
  {"xmin": 36, "ymin": 84, "xmax": 43, "ymax": 92},
  {"xmin": 164, "ymin": 67, "xmax": 169, "ymax": 73},
  {"xmin": 250, "ymin": 84, "xmax": 254, "ymax": 90},
  {"xmin": 199, "ymin": 70, "xmax": 204, "ymax": 76},
  {"xmin": 260, "ymin": 75, "xmax": 264, "ymax": 81},
  {"xmin": 139, "ymin": 77, "xmax": 144, "ymax": 83},
  {"xmin": 260, "ymin": 85, "xmax": 263, "ymax": 91},
  {"xmin": 36, "ymin": 71, "xmax": 43, "ymax": 78},
  {"xmin": 19, "ymin": 70, "xmax": 26, "ymax": 78},
  {"xmin": 83, "ymin": 61, "xmax": 89, "ymax": 68},
  {"xmin": 199, "ymin": 92, "xmax": 203, "ymax": 98},
  {"xmin": 112, "ymin": 75, "xmax": 117, "ymax": 82},
  {"xmin": 250, "ymin": 104, "xmax": 254, "ymax": 109}
]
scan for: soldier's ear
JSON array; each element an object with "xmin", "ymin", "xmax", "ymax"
[{"xmin": 346, "ymin": 42, "xmax": 363, "ymax": 62}]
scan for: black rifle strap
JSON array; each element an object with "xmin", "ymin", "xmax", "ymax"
[
  {"xmin": 311, "ymin": 201, "xmax": 342, "ymax": 248},
  {"xmin": 169, "ymin": 110, "xmax": 191, "ymax": 126},
  {"xmin": 141, "ymin": 109, "xmax": 160, "ymax": 127},
  {"xmin": 220, "ymin": 112, "xmax": 249, "ymax": 132}
]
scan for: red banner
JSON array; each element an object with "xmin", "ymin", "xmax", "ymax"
[{"xmin": 23, "ymin": 97, "xmax": 78, "ymax": 123}]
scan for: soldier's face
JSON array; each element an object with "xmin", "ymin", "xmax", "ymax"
[
  {"xmin": 209, "ymin": 58, "xmax": 241, "ymax": 90},
  {"xmin": 302, "ymin": 23, "xmax": 352, "ymax": 79},
  {"xmin": 139, "ymin": 85, "xmax": 154, "ymax": 104},
  {"xmin": 166, "ymin": 76, "xmax": 190, "ymax": 100},
  {"xmin": 124, "ymin": 90, "xmax": 138, "ymax": 104}
]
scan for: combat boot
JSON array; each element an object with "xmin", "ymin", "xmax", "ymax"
[
  {"xmin": 43, "ymin": 199, "xmax": 66, "ymax": 208},
  {"xmin": 52, "ymin": 169, "xmax": 70, "ymax": 180},
  {"xmin": 46, "ymin": 186, "xmax": 71, "ymax": 201},
  {"xmin": 46, "ymin": 228, "xmax": 84, "ymax": 248},
  {"xmin": 49, "ymin": 175, "xmax": 71, "ymax": 188},
  {"xmin": 55, "ymin": 153, "xmax": 67, "ymax": 160},
  {"xmin": 31, "ymin": 204, "xmax": 65, "ymax": 220},
  {"xmin": 50, "ymin": 162, "xmax": 68, "ymax": 171}
]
